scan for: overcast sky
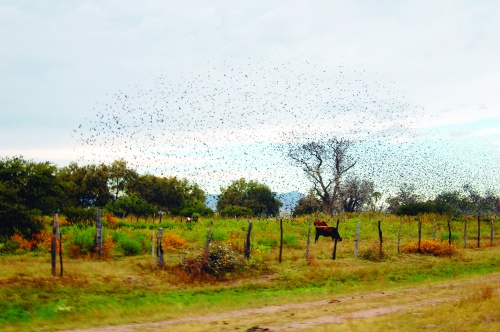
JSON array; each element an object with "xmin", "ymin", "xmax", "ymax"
[{"xmin": 1, "ymin": 1, "xmax": 499, "ymax": 194}]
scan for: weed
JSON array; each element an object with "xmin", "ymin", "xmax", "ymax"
[
  {"xmin": 402, "ymin": 240, "xmax": 458, "ymax": 257},
  {"xmin": 181, "ymin": 243, "xmax": 244, "ymax": 279},
  {"xmin": 118, "ymin": 238, "xmax": 142, "ymax": 256},
  {"xmin": 162, "ymin": 232, "xmax": 188, "ymax": 252},
  {"xmin": 458, "ymin": 285, "xmax": 496, "ymax": 307},
  {"xmin": 360, "ymin": 242, "xmax": 386, "ymax": 262}
]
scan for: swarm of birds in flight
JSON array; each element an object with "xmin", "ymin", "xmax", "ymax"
[{"xmin": 73, "ymin": 58, "xmax": 500, "ymax": 196}]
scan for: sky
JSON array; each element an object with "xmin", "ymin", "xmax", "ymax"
[{"xmin": 1, "ymin": 1, "xmax": 499, "ymax": 196}]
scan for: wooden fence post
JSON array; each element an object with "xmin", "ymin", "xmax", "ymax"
[
  {"xmin": 354, "ymin": 222, "xmax": 361, "ymax": 258},
  {"xmin": 433, "ymin": 218, "xmax": 437, "ymax": 241},
  {"xmin": 332, "ymin": 219, "xmax": 340, "ymax": 260},
  {"xmin": 463, "ymin": 219, "xmax": 467, "ymax": 248},
  {"xmin": 244, "ymin": 221, "xmax": 253, "ymax": 259},
  {"xmin": 378, "ymin": 220, "xmax": 383, "ymax": 260},
  {"xmin": 305, "ymin": 218, "xmax": 312, "ymax": 261},
  {"xmin": 279, "ymin": 219, "xmax": 283, "ymax": 263},
  {"xmin": 157, "ymin": 228, "xmax": 164, "ymax": 268},
  {"xmin": 95, "ymin": 209, "xmax": 102, "ymax": 258},
  {"xmin": 491, "ymin": 219, "xmax": 494, "ymax": 247},
  {"xmin": 51, "ymin": 213, "xmax": 59, "ymax": 276},
  {"xmin": 477, "ymin": 212, "xmax": 481, "ymax": 248},
  {"xmin": 151, "ymin": 230, "xmax": 155, "ymax": 267},
  {"xmin": 447, "ymin": 215, "xmax": 452, "ymax": 246},
  {"xmin": 204, "ymin": 220, "xmax": 214, "ymax": 255},
  {"xmin": 417, "ymin": 219, "xmax": 422, "ymax": 253},
  {"xmin": 59, "ymin": 232, "xmax": 63, "ymax": 277},
  {"xmin": 397, "ymin": 217, "xmax": 402, "ymax": 254}
]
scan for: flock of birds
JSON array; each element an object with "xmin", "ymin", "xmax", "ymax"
[{"xmin": 72, "ymin": 58, "xmax": 500, "ymax": 199}]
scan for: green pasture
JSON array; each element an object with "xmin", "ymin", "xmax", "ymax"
[{"xmin": 0, "ymin": 213, "xmax": 499, "ymax": 331}]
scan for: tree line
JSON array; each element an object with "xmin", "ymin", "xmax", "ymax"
[
  {"xmin": 0, "ymin": 156, "xmax": 282, "ymax": 240},
  {"xmin": 2, "ymin": 134, "xmax": 499, "ymax": 240}
]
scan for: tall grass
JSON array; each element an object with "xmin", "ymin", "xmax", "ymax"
[{"xmin": 0, "ymin": 213, "xmax": 498, "ymax": 331}]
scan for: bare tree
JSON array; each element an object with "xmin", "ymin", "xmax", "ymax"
[
  {"xmin": 340, "ymin": 177, "xmax": 375, "ymax": 212},
  {"xmin": 286, "ymin": 137, "xmax": 357, "ymax": 214}
]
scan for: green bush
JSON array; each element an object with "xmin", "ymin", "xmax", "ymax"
[
  {"xmin": 283, "ymin": 233, "xmax": 301, "ymax": 249},
  {"xmin": 118, "ymin": 238, "xmax": 142, "ymax": 256},
  {"xmin": 110, "ymin": 230, "xmax": 126, "ymax": 243},
  {"xmin": 440, "ymin": 232, "xmax": 460, "ymax": 243},
  {"xmin": 71, "ymin": 227, "xmax": 96, "ymax": 254},
  {"xmin": 114, "ymin": 221, "xmax": 129, "ymax": 229},
  {"xmin": 211, "ymin": 229, "xmax": 229, "ymax": 242},
  {"xmin": 63, "ymin": 207, "xmax": 97, "ymax": 227},
  {"xmin": 258, "ymin": 236, "xmax": 278, "ymax": 248}
]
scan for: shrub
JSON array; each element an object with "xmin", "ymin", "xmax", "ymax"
[
  {"xmin": 119, "ymin": 238, "xmax": 142, "ymax": 256},
  {"xmin": 440, "ymin": 233, "xmax": 460, "ymax": 243},
  {"xmin": 181, "ymin": 243, "xmax": 244, "ymax": 279},
  {"xmin": 104, "ymin": 213, "xmax": 117, "ymax": 227},
  {"xmin": 360, "ymin": 242, "xmax": 386, "ymax": 262},
  {"xmin": 114, "ymin": 221, "xmax": 128, "ymax": 229},
  {"xmin": 63, "ymin": 207, "xmax": 97, "ymax": 227},
  {"xmin": 283, "ymin": 233, "xmax": 301, "ymax": 249},
  {"xmin": 211, "ymin": 229, "xmax": 229, "ymax": 242},
  {"xmin": 258, "ymin": 235, "xmax": 278, "ymax": 248},
  {"xmin": 70, "ymin": 227, "xmax": 95, "ymax": 255},
  {"xmin": 401, "ymin": 240, "xmax": 457, "ymax": 256},
  {"xmin": 162, "ymin": 232, "xmax": 188, "ymax": 252}
]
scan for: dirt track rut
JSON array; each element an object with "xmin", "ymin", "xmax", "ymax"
[{"xmin": 62, "ymin": 274, "xmax": 499, "ymax": 332}]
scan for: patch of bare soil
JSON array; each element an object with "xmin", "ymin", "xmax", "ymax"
[{"xmin": 61, "ymin": 274, "xmax": 499, "ymax": 332}]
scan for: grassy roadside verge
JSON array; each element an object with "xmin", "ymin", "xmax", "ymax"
[{"xmin": 0, "ymin": 245, "xmax": 499, "ymax": 332}]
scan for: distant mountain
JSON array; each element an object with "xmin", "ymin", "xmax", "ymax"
[
  {"xmin": 205, "ymin": 194, "xmax": 219, "ymax": 211},
  {"xmin": 205, "ymin": 191, "xmax": 304, "ymax": 214},
  {"xmin": 276, "ymin": 191, "xmax": 305, "ymax": 214}
]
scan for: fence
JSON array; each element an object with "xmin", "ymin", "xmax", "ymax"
[{"xmin": 47, "ymin": 211, "xmax": 499, "ymax": 275}]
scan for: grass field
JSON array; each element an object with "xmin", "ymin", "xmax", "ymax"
[{"xmin": 0, "ymin": 213, "xmax": 498, "ymax": 331}]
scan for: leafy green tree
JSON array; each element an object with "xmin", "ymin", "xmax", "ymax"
[
  {"xmin": 0, "ymin": 156, "xmax": 61, "ymax": 238},
  {"xmin": 58, "ymin": 162, "xmax": 112, "ymax": 207},
  {"xmin": 434, "ymin": 190, "xmax": 465, "ymax": 217},
  {"xmin": 386, "ymin": 183, "xmax": 421, "ymax": 214},
  {"xmin": 217, "ymin": 179, "xmax": 282, "ymax": 217},
  {"xmin": 396, "ymin": 201, "xmax": 434, "ymax": 216},
  {"xmin": 105, "ymin": 194, "xmax": 155, "ymax": 221},
  {"xmin": 220, "ymin": 205, "xmax": 253, "ymax": 218},
  {"xmin": 128, "ymin": 175, "xmax": 209, "ymax": 216},
  {"xmin": 63, "ymin": 206, "xmax": 98, "ymax": 227},
  {"xmin": 293, "ymin": 193, "xmax": 322, "ymax": 216},
  {"xmin": 108, "ymin": 159, "xmax": 137, "ymax": 201}
]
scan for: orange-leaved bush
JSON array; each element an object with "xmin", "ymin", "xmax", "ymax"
[
  {"xmin": 161, "ymin": 232, "xmax": 188, "ymax": 251},
  {"xmin": 401, "ymin": 239, "xmax": 457, "ymax": 256}
]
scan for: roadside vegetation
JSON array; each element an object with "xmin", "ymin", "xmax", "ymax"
[{"xmin": 0, "ymin": 212, "xmax": 498, "ymax": 331}]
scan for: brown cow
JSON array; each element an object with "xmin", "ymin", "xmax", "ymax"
[
  {"xmin": 313, "ymin": 219, "xmax": 328, "ymax": 227},
  {"xmin": 315, "ymin": 225, "xmax": 342, "ymax": 243}
]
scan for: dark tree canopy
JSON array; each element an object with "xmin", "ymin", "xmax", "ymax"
[
  {"xmin": 58, "ymin": 162, "xmax": 112, "ymax": 208},
  {"xmin": 0, "ymin": 157, "xmax": 61, "ymax": 238},
  {"xmin": 217, "ymin": 178, "xmax": 282, "ymax": 217},
  {"xmin": 293, "ymin": 193, "xmax": 322, "ymax": 216},
  {"xmin": 127, "ymin": 175, "xmax": 211, "ymax": 216}
]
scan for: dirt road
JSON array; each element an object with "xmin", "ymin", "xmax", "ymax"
[{"xmin": 62, "ymin": 274, "xmax": 499, "ymax": 332}]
